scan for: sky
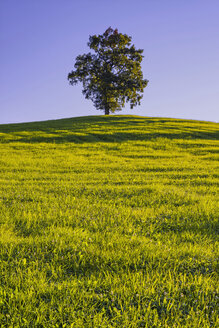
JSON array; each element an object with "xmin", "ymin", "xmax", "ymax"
[{"xmin": 0, "ymin": 0, "xmax": 219, "ymax": 124}]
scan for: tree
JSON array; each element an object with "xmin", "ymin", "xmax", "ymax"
[{"xmin": 68, "ymin": 27, "xmax": 148, "ymax": 115}]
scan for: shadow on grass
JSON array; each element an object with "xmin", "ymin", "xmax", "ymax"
[{"xmin": 0, "ymin": 116, "xmax": 218, "ymax": 143}]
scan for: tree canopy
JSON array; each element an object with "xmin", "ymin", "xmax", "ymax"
[{"xmin": 68, "ymin": 27, "xmax": 148, "ymax": 115}]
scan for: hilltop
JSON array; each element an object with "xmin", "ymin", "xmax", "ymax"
[{"xmin": 0, "ymin": 115, "xmax": 218, "ymax": 143}]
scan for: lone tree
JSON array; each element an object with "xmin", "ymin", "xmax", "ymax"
[{"xmin": 68, "ymin": 27, "xmax": 148, "ymax": 115}]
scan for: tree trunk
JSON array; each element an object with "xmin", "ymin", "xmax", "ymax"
[{"xmin": 105, "ymin": 106, "xmax": 110, "ymax": 115}]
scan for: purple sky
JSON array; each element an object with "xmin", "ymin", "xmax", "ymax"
[{"xmin": 0, "ymin": 0, "xmax": 219, "ymax": 124}]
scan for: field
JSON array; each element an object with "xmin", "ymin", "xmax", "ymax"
[{"xmin": 0, "ymin": 115, "xmax": 218, "ymax": 327}]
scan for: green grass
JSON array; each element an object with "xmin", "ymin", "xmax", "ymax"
[{"xmin": 0, "ymin": 115, "xmax": 218, "ymax": 327}]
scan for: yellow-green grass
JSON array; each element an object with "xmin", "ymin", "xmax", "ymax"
[{"xmin": 0, "ymin": 115, "xmax": 218, "ymax": 327}]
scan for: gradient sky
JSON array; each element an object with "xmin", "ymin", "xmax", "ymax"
[{"xmin": 0, "ymin": 0, "xmax": 219, "ymax": 124}]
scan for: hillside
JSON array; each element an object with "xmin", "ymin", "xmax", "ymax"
[{"xmin": 0, "ymin": 115, "xmax": 218, "ymax": 327}]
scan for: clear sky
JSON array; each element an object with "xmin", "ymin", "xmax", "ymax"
[{"xmin": 0, "ymin": 0, "xmax": 219, "ymax": 124}]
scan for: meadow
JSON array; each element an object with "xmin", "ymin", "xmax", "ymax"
[{"xmin": 0, "ymin": 115, "xmax": 218, "ymax": 327}]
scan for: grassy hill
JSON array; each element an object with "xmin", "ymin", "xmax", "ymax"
[{"xmin": 0, "ymin": 115, "xmax": 218, "ymax": 327}]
